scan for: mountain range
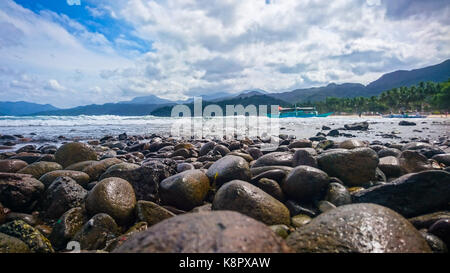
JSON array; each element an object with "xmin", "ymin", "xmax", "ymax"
[
  {"xmin": 0, "ymin": 101, "xmax": 59, "ymax": 116},
  {"xmin": 1, "ymin": 59, "xmax": 449, "ymax": 116}
]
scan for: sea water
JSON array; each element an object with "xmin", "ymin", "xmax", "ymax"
[{"xmin": 0, "ymin": 115, "xmax": 448, "ymax": 151}]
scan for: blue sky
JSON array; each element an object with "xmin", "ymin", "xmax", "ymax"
[{"xmin": 0, "ymin": 0, "xmax": 449, "ymax": 108}]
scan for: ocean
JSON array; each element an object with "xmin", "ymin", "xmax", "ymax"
[{"xmin": 0, "ymin": 115, "xmax": 449, "ymax": 152}]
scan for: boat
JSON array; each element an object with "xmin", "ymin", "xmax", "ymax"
[
  {"xmin": 267, "ymin": 106, "xmax": 333, "ymax": 118},
  {"xmin": 382, "ymin": 113, "xmax": 427, "ymax": 118}
]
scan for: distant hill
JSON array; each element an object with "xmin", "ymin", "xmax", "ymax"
[
  {"xmin": 151, "ymin": 94, "xmax": 289, "ymax": 116},
  {"xmin": 366, "ymin": 59, "xmax": 450, "ymax": 94},
  {"xmin": 269, "ymin": 59, "xmax": 450, "ymax": 103},
  {"xmin": 0, "ymin": 101, "xmax": 59, "ymax": 115},
  {"xmin": 119, "ymin": 94, "xmax": 176, "ymax": 105},
  {"xmin": 270, "ymin": 83, "xmax": 367, "ymax": 103},
  {"xmin": 34, "ymin": 103, "xmax": 166, "ymax": 116}
]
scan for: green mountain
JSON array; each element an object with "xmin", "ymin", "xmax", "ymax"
[
  {"xmin": 366, "ymin": 59, "xmax": 450, "ymax": 94},
  {"xmin": 151, "ymin": 94, "xmax": 290, "ymax": 116},
  {"xmin": 270, "ymin": 83, "xmax": 367, "ymax": 103}
]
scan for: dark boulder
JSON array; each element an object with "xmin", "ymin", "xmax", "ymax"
[
  {"xmin": 352, "ymin": 171, "xmax": 450, "ymax": 217},
  {"xmin": 282, "ymin": 166, "xmax": 329, "ymax": 203},
  {"xmin": 160, "ymin": 170, "xmax": 210, "ymax": 211},
  {"xmin": 286, "ymin": 203, "xmax": 431, "ymax": 253},
  {"xmin": 252, "ymin": 152, "xmax": 293, "ymax": 168},
  {"xmin": 317, "ymin": 148, "xmax": 379, "ymax": 186},
  {"xmin": 42, "ymin": 176, "xmax": 87, "ymax": 219},
  {"xmin": 113, "ymin": 211, "xmax": 292, "ymax": 253},
  {"xmin": 0, "ymin": 173, "xmax": 44, "ymax": 212},
  {"xmin": 344, "ymin": 121, "xmax": 369, "ymax": 131},
  {"xmin": 206, "ymin": 155, "xmax": 251, "ymax": 188},
  {"xmin": 212, "ymin": 180, "xmax": 290, "ymax": 225}
]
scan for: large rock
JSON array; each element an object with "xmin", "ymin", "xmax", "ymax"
[
  {"xmin": 160, "ymin": 170, "xmax": 210, "ymax": 211},
  {"xmin": 199, "ymin": 142, "xmax": 215, "ymax": 156},
  {"xmin": 85, "ymin": 177, "xmax": 136, "ymax": 225},
  {"xmin": 402, "ymin": 142, "xmax": 444, "ymax": 158},
  {"xmin": 254, "ymin": 178, "xmax": 285, "ymax": 201},
  {"xmin": 65, "ymin": 160, "xmax": 97, "ymax": 171},
  {"xmin": 377, "ymin": 147, "xmax": 401, "ymax": 158},
  {"xmin": 251, "ymin": 169, "xmax": 288, "ymax": 185},
  {"xmin": 55, "ymin": 142, "xmax": 98, "ymax": 168},
  {"xmin": 324, "ymin": 182, "xmax": 352, "ymax": 207},
  {"xmin": 10, "ymin": 153, "xmax": 42, "ymax": 164},
  {"xmin": 399, "ymin": 120, "xmax": 416, "ymax": 126},
  {"xmin": 135, "ymin": 200, "xmax": 175, "ymax": 226},
  {"xmin": 99, "ymin": 162, "xmax": 139, "ymax": 180},
  {"xmin": 0, "ymin": 232, "xmax": 31, "ymax": 253},
  {"xmin": 49, "ymin": 207, "xmax": 87, "ymax": 250},
  {"xmin": 0, "ymin": 159, "xmax": 28, "ymax": 173},
  {"xmin": 288, "ymin": 139, "xmax": 312, "ymax": 149},
  {"xmin": 408, "ymin": 211, "xmax": 450, "ymax": 230},
  {"xmin": 72, "ymin": 213, "xmax": 120, "ymax": 250},
  {"xmin": 344, "ymin": 121, "xmax": 369, "ymax": 131},
  {"xmin": 17, "ymin": 161, "xmax": 62, "ymax": 179},
  {"xmin": 39, "ymin": 170, "xmax": 90, "ymax": 188},
  {"xmin": 42, "ymin": 177, "xmax": 87, "ymax": 219},
  {"xmin": 206, "ymin": 155, "xmax": 251, "ymax": 188},
  {"xmin": 286, "ymin": 203, "xmax": 431, "ymax": 253},
  {"xmin": 429, "ymin": 219, "xmax": 450, "ymax": 247},
  {"xmin": 81, "ymin": 158, "xmax": 122, "ymax": 181},
  {"xmin": 432, "ymin": 154, "xmax": 450, "ymax": 166},
  {"xmin": 352, "ymin": 171, "xmax": 450, "ymax": 217},
  {"xmin": 317, "ymin": 148, "xmax": 379, "ymax": 186},
  {"xmin": 99, "ymin": 161, "xmax": 176, "ymax": 202},
  {"xmin": 212, "ymin": 180, "xmax": 290, "ymax": 225},
  {"xmin": 292, "ymin": 148, "xmax": 317, "ymax": 168},
  {"xmin": 113, "ymin": 211, "xmax": 292, "ymax": 253},
  {"xmin": 282, "ymin": 166, "xmax": 329, "ymax": 203},
  {"xmin": 0, "ymin": 173, "xmax": 44, "ymax": 212},
  {"xmin": 0, "ymin": 220, "xmax": 54, "ymax": 253},
  {"xmin": 252, "ymin": 152, "xmax": 293, "ymax": 168},
  {"xmin": 339, "ymin": 139, "xmax": 367, "ymax": 149},
  {"xmin": 398, "ymin": 150, "xmax": 432, "ymax": 173},
  {"xmin": 378, "ymin": 156, "xmax": 404, "ymax": 178}
]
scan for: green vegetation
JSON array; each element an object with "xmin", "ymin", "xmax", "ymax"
[{"xmin": 297, "ymin": 80, "xmax": 450, "ymax": 114}]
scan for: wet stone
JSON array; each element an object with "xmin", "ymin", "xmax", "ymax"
[
  {"xmin": 113, "ymin": 211, "xmax": 292, "ymax": 253},
  {"xmin": 286, "ymin": 204, "xmax": 431, "ymax": 253}
]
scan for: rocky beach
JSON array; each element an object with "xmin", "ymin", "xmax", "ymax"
[{"xmin": 0, "ymin": 118, "xmax": 449, "ymax": 253}]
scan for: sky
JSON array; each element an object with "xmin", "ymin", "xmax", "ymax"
[{"xmin": 0, "ymin": 0, "xmax": 449, "ymax": 108}]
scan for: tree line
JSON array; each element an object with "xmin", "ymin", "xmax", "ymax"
[{"xmin": 297, "ymin": 80, "xmax": 450, "ymax": 114}]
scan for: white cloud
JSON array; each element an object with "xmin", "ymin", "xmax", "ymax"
[
  {"xmin": 45, "ymin": 79, "xmax": 66, "ymax": 91},
  {"xmin": 67, "ymin": 0, "xmax": 81, "ymax": 6}
]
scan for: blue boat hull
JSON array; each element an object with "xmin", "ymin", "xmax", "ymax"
[{"xmin": 267, "ymin": 112, "xmax": 333, "ymax": 118}]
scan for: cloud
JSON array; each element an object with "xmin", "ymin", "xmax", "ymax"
[
  {"xmin": 45, "ymin": 79, "xmax": 66, "ymax": 91},
  {"xmin": 67, "ymin": 0, "xmax": 81, "ymax": 6}
]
